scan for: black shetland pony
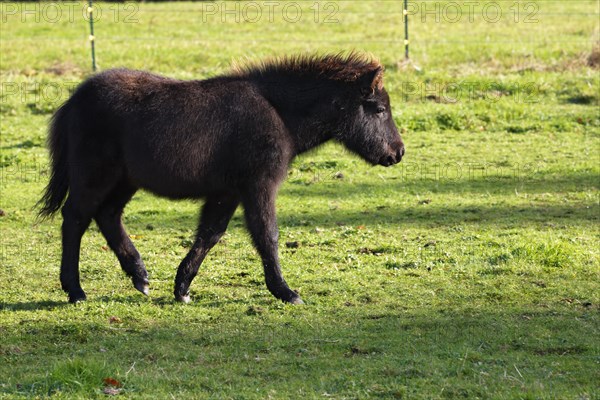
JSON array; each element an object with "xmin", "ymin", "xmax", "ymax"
[{"xmin": 38, "ymin": 53, "xmax": 405, "ymax": 304}]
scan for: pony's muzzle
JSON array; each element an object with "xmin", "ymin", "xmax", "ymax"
[
  {"xmin": 380, "ymin": 145, "xmax": 404, "ymax": 167},
  {"xmin": 397, "ymin": 146, "xmax": 405, "ymax": 161}
]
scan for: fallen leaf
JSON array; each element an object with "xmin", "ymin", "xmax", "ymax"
[
  {"xmin": 103, "ymin": 377, "xmax": 122, "ymax": 387},
  {"xmin": 109, "ymin": 316, "xmax": 122, "ymax": 324}
]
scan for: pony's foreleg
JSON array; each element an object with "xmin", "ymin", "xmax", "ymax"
[
  {"xmin": 174, "ymin": 196, "xmax": 239, "ymax": 303},
  {"xmin": 242, "ymin": 187, "xmax": 304, "ymax": 305}
]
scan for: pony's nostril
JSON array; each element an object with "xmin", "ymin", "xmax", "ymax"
[
  {"xmin": 386, "ymin": 155, "xmax": 395, "ymax": 165},
  {"xmin": 396, "ymin": 148, "xmax": 404, "ymax": 162}
]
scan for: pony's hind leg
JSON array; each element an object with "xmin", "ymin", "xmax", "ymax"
[
  {"xmin": 94, "ymin": 180, "xmax": 148, "ymax": 295},
  {"xmin": 59, "ymin": 162, "xmax": 123, "ymax": 303},
  {"xmin": 60, "ymin": 196, "xmax": 94, "ymax": 303}
]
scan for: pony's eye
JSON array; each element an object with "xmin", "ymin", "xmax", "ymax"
[{"xmin": 376, "ymin": 106, "xmax": 386, "ymax": 114}]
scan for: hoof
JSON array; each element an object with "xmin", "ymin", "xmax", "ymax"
[
  {"xmin": 279, "ymin": 290, "xmax": 304, "ymax": 305},
  {"xmin": 175, "ymin": 294, "xmax": 191, "ymax": 304},
  {"xmin": 290, "ymin": 297, "xmax": 304, "ymax": 305},
  {"xmin": 271, "ymin": 285, "xmax": 305, "ymax": 305},
  {"xmin": 68, "ymin": 290, "xmax": 86, "ymax": 304},
  {"xmin": 133, "ymin": 279, "xmax": 150, "ymax": 296}
]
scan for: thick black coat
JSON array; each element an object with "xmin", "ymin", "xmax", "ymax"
[{"xmin": 39, "ymin": 53, "xmax": 404, "ymax": 304}]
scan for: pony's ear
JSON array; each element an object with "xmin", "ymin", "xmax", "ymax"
[{"xmin": 359, "ymin": 66, "xmax": 384, "ymax": 97}]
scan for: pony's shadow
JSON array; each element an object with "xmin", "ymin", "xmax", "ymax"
[
  {"xmin": 95, "ymin": 294, "xmax": 189, "ymax": 307},
  {"xmin": 0, "ymin": 300, "xmax": 67, "ymax": 312},
  {"xmin": 0, "ymin": 296, "xmax": 247, "ymax": 311}
]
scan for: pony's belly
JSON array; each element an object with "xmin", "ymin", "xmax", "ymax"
[
  {"xmin": 129, "ymin": 173, "xmax": 203, "ymax": 199},
  {"xmin": 126, "ymin": 164, "xmax": 230, "ymax": 199}
]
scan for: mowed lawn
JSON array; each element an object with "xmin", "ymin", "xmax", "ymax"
[{"xmin": 0, "ymin": 1, "xmax": 599, "ymax": 398}]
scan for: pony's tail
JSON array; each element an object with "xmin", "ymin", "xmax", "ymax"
[{"xmin": 37, "ymin": 102, "xmax": 71, "ymax": 219}]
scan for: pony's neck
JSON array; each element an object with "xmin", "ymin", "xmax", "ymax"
[{"xmin": 253, "ymin": 77, "xmax": 336, "ymax": 155}]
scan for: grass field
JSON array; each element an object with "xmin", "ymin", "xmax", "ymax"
[{"xmin": 1, "ymin": 1, "xmax": 599, "ymax": 398}]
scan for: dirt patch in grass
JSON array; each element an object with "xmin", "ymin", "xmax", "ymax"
[
  {"xmin": 451, "ymin": 49, "xmax": 599, "ymax": 76},
  {"xmin": 587, "ymin": 41, "xmax": 600, "ymax": 68},
  {"xmin": 43, "ymin": 61, "xmax": 83, "ymax": 77}
]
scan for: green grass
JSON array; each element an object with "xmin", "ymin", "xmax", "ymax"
[{"xmin": 1, "ymin": 1, "xmax": 599, "ymax": 398}]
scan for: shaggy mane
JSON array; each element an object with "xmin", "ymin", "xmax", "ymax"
[{"xmin": 231, "ymin": 52, "xmax": 383, "ymax": 86}]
